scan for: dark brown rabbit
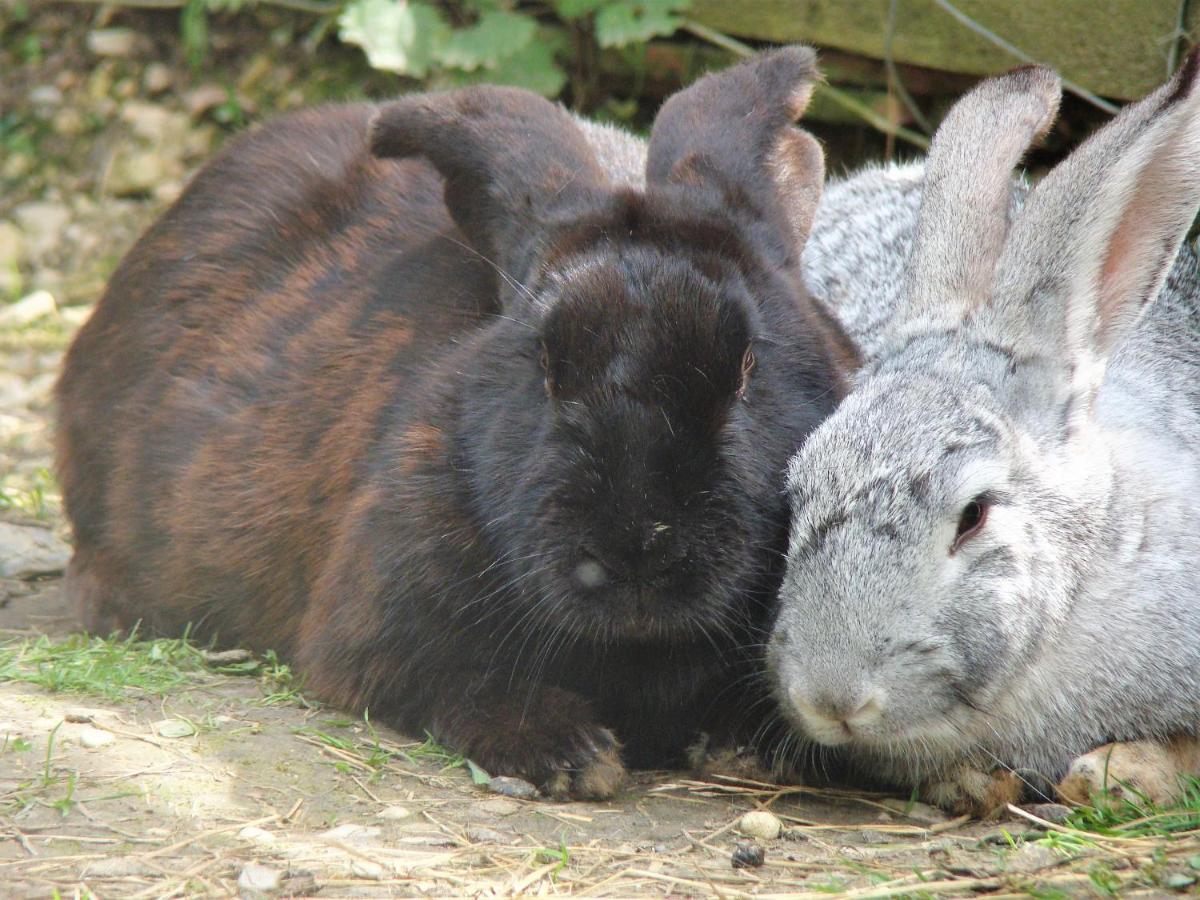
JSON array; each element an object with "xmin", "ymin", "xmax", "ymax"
[{"xmin": 55, "ymin": 47, "xmax": 857, "ymax": 798}]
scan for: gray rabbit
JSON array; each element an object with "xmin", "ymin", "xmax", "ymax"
[{"xmin": 771, "ymin": 55, "xmax": 1200, "ymax": 813}]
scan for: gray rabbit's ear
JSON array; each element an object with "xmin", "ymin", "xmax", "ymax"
[
  {"xmin": 646, "ymin": 46, "xmax": 824, "ymax": 263},
  {"xmin": 994, "ymin": 49, "xmax": 1200, "ymax": 368},
  {"xmin": 900, "ymin": 66, "xmax": 1061, "ymax": 324}
]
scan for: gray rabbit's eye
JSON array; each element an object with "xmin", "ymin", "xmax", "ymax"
[{"xmin": 950, "ymin": 494, "xmax": 990, "ymax": 554}]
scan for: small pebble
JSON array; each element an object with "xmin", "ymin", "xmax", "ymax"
[
  {"xmin": 488, "ymin": 775, "xmax": 538, "ymax": 800},
  {"xmin": 78, "ymin": 726, "xmax": 114, "ymax": 749},
  {"xmin": 86, "ymin": 28, "xmax": 140, "ymax": 59},
  {"xmin": 376, "ymin": 805, "xmax": 413, "ymax": 820},
  {"xmin": 143, "ymin": 62, "xmax": 172, "ymax": 95},
  {"xmin": 737, "ymin": 810, "xmax": 781, "ymax": 840},
  {"xmin": 731, "ymin": 840, "xmax": 766, "ymax": 869},
  {"xmin": 237, "ymin": 862, "xmax": 282, "ymax": 894}
]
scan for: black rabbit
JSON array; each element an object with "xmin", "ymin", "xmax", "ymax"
[{"xmin": 55, "ymin": 47, "xmax": 857, "ymax": 797}]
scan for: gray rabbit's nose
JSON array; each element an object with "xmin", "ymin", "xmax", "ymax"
[{"xmin": 790, "ymin": 687, "xmax": 884, "ymax": 735}]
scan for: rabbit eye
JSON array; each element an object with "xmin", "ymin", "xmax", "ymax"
[
  {"xmin": 736, "ymin": 346, "xmax": 756, "ymax": 400},
  {"xmin": 950, "ymin": 494, "xmax": 989, "ymax": 553}
]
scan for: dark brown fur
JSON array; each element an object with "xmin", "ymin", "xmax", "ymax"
[{"xmin": 56, "ymin": 48, "xmax": 856, "ymax": 796}]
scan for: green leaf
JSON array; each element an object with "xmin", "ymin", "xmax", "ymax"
[
  {"xmin": 465, "ymin": 758, "xmax": 491, "ymax": 785},
  {"xmin": 338, "ymin": 0, "xmax": 451, "ymax": 79},
  {"xmin": 594, "ymin": 0, "xmax": 690, "ymax": 48},
  {"xmin": 440, "ymin": 10, "xmax": 536, "ymax": 72},
  {"xmin": 439, "ymin": 36, "xmax": 567, "ymax": 97},
  {"xmin": 552, "ymin": 0, "xmax": 608, "ymax": 19}
]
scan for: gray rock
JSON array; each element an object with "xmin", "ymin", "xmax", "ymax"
[
  {"xmin": 488, "ymin": 775, "xmax": 538, "ymax": 800},
  {"xmin": 0, "ymin": 521, "xmax": 71, "ymax": 579}
]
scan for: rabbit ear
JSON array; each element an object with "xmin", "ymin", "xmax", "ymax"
[
  {"xmin": 645, "ymin": 46, "xmax": 824, "ymax": 263},
  {"xmin": 994, "ymin": 49, "xmax": 1200, "ymax": 369},
  {"xmin": 900, "ymin": 66, "xmax": 1061, "ymax": 323},
  {"xmin": 370, "ymin": 86, "xmax": 607, "ymax": 285}
]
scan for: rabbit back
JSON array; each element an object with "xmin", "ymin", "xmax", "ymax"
[{"xmin": 56, "ymin": 104, "xmax": 494, "ymax": 646}]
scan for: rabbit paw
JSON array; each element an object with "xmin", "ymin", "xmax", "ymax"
[
  {"xmin": 686, "ymin": 733, "xmax": 775, "ymax": 784},
  {"xmin": 923, "ymin": 766, "xmax": 1023, "ymax": 818},
  {"xmin": 538, "ymin": 725, "xmax": 626, "ymax": 800},
  {"xmin": 1057, "ymin": 739, "xmax": 1200, "ymax": 807}
]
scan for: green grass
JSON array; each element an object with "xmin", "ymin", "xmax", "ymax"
[
  {"xmin": 1032, "ymin": 778, "xmax": 1200, "ymax": 893},
  {"xmin": 0, "ymin": 629, "xmax": 312, "ymax": 707},
  {"xmin": 1059, "ymin": 777, "xmax": 1200, "ymax": 840},
  {"xmin": 0, "ymin": 631, "xmax": 213, "ymax": 699},
  {"xmin": 0, "ymin": 466, "xmax": 59, "ymax": 520}
]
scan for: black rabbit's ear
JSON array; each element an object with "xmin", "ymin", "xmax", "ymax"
[
  {"xmin": 370, "ymin": 86, "xmax": 607, "ymax": 286},
  {"xmin": 646, "ymin": 46, "xmax": 824, "ymax": 263}
]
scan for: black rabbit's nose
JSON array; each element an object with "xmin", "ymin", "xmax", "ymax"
[{"xmin": 638, "ymin": 522, "xmax": 686, "ymax": 577}]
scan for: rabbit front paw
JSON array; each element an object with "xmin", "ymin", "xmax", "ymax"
[
  {"xmin": 1057, "ymin": 738, "xmax": 1200, "ymax": 807},
  {"xmin": 537, "ymin": 725, "xmax": 626, "ymax": 800},
  {"xmin": 923, "ymin": 765, "xmax": 1023, "ymax": 818}
]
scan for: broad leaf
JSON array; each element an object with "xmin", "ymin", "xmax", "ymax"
[
  {"xmin": 338, "ymin": 0, "xmax": 451, "ymax": 79},
  {"xmin": 441, "ymin": 10, "xmax": 537, "ymax": 71}
]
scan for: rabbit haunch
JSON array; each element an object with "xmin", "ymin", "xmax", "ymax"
[
  {"xmin": 773, "ymin": 54, "xmax": 1200, "ymax": 813},
  {"xmin": 55, "ymin": 47, "xmax": 856, "ymax": 799}
]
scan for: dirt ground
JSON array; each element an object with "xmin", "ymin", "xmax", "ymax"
[{"xmin": 1, "ymin": 5, "xmax": 1196, "ymax": 898}]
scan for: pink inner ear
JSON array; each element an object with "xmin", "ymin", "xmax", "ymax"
[
  {"xmin": 768, "ymin": 129, "xmax": 824, "ymax": 249},
  {"xmin": 1094, "ymin": 128, "xmax": 1198, "ymax": 353}
]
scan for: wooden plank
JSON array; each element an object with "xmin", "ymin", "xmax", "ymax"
[{"xmin": 690, "ymin": 0, "xmax": 1185, "ymax": 100}]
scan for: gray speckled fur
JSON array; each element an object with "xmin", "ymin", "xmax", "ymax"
[
  {"xmin": 771, "ymin": 62, "xmax": 1200, "ymax": 794},
  {"xmin": 572, "ymin": 116, "xmax": 646, "ymax": 190}
]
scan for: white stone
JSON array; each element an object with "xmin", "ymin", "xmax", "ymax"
[
  {"xmin": 78, "ymin": 727, "xmax": 114, "ymax": 749},
  {"xmin": 86, "ymin": 28, "xmax": 140, "ymax": 59},
  {"xmin": 376, "ymin": 805, "xmax": 413, "ymax": 820},
  {"xmin": 0, "ymin": 290, "xmax": 56, "ymax": 327},
  {"xmin": 237, "ymin": 862, "xmax": 282, "ymax": 894},
  {"xmin": 738, "ymin": 810, "xmax": 782, "ymax": 840}
]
